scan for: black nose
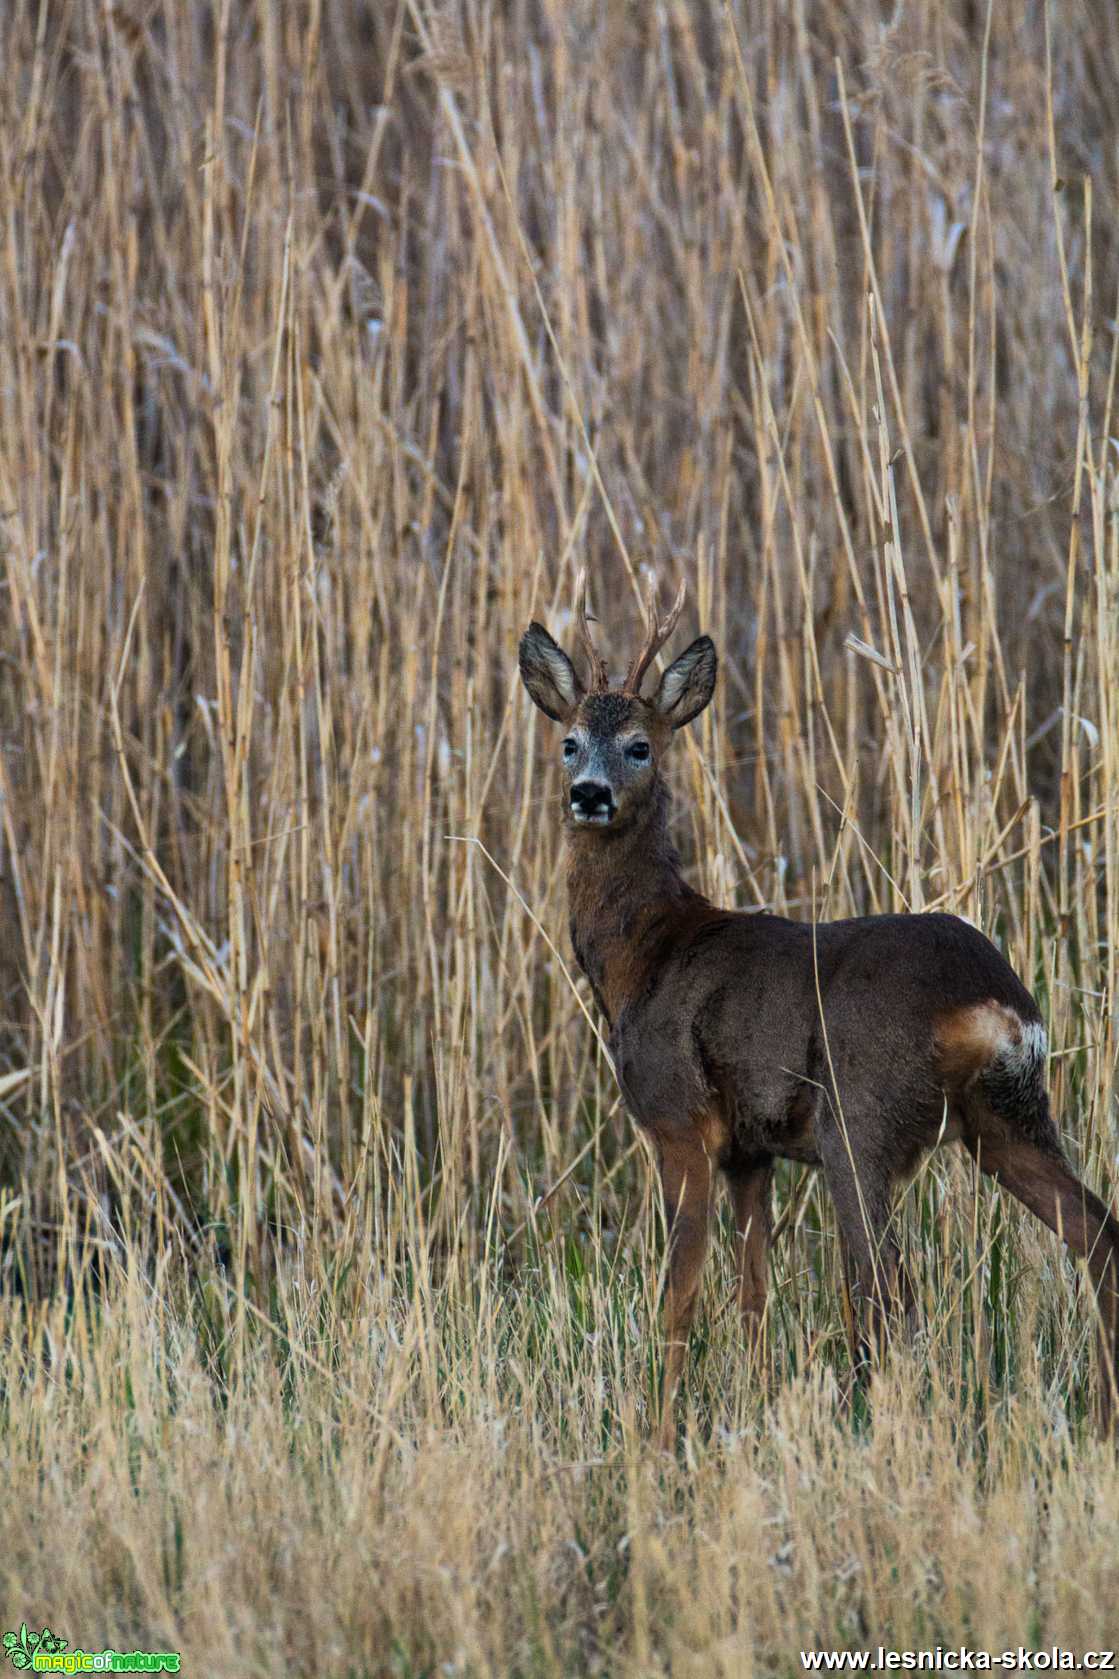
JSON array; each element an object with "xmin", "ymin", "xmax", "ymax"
[{"xmin": 570, "ymin": 780, "xmax": 614, "ymax": 815}]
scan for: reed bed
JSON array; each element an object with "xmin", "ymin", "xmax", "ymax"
[{"xmin": 1, "ymin": 1, "xmax": 1118, "ymax": 1671}]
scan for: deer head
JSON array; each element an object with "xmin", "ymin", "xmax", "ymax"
[{"xmin": 519, "ymin": 572, "xmax": 717, "ymax": 831}]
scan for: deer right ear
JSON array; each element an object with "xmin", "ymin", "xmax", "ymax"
[{"xmin": 518, "ymin": 623, "xmax": 585, "ymax": 722}]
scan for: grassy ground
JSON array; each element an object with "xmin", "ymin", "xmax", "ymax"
[{"xmin": 2, "ymin": 1, "xmax": 1119, "ymax": 1672}]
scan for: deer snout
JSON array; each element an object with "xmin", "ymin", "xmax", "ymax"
[{"xmin": 570, "ymin": 779, "xmax": 615, "ymax": 824}]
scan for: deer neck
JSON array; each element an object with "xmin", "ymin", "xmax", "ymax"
[{"xmin": 565, "ymin": 777, "xmax": 705, "ymax": 1029}]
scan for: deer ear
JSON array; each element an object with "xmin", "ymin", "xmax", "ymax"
[
  {"xmin": 653, "ymin": 635, "xmax": 717, "ymax": 728},
  {"xmin": 519, "ymin": 623, "xmax": 585, "ymax": 722}
]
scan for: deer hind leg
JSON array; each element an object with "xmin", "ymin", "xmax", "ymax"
[
  {"xmin": 965, "ymin": 1124, "xmax": 1119, "ymax": 1434},
  {"xmin": 655, "ymin": 1126, "xmax": 717, "ymax": 1449},
  {"xmin": 727, "ymin": 1155, "xmax": 773, "ymax": 1368},
  {"xmin": 816, "ymin": 1122, "xmax": 913, "ymax": 1375}
]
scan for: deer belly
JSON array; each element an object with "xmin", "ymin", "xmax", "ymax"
[{"xmin": 730, "ymin": 1073, "xmax": 822, "ymax": 1163}]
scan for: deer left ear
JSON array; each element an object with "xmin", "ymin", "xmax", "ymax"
[{"xmin": 653, "ymin": 635, "xmax": 717, "ymax": 728}]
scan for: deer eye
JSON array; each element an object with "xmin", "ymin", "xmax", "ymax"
[
  {"xmin": 626, "ymin": 740, "xmax": 651, "ymax": 762},
  {"xmin": 562, "ymin": 737, "xmax": 577, "ymax": 761}
]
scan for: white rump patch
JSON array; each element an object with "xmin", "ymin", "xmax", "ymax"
[
  {"xmin": 1002, "ymin": 1017, "xmax": 1048, "ymax": 1071},
  {"xmin": 935, "ymin": 1000, "xmax": 1048, "ymax": 1090}
]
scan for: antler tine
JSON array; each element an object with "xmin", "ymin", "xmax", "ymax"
[
  {"xmin": 624, "ymin": 574, "xmax": 687, "ymax": 694},
  {"xmin": 574, "ymin": 567, "xmax": 610, "ymax": 692}
]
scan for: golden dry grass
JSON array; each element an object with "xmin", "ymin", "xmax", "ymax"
[{"xmin": 2, "ymin": 1, "xmax": 1119, "ymax": 1672}]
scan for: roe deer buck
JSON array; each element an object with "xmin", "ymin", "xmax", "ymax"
[{"xmin": 519, "ymin": 573, "xmax": 1119, "ymax": 1445}]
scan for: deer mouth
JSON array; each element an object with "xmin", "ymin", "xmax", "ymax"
[{"xmin": 569, "ymin": 793, "xmax": 616, "ymax": 825}]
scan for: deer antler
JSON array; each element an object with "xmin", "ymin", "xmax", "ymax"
[
  {"xmin": 574, "ymin": 568, "xmax": 610, "ymax": 692},
  {"xmin": 624, "ymin": 574, "xmax": 686, "ymax": 695}
]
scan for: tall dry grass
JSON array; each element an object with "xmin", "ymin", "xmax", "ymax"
[{"xmin": 2, "ymin": 0, "xmax": 1119, "ymax": 1672}]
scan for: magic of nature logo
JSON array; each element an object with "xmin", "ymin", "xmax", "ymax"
[{"xmin": 3, "ymin": 1627, "xmax": 181, "ymax": 1673}]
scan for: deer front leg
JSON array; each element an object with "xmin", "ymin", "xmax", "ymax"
[
  {"xmin": 728, "ymin": 1155, "xmax": 774, "ymax": 1367},
  {"xmin": 655, "ymin": 1127, "xmax": 715, "ymax": 1450}
]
